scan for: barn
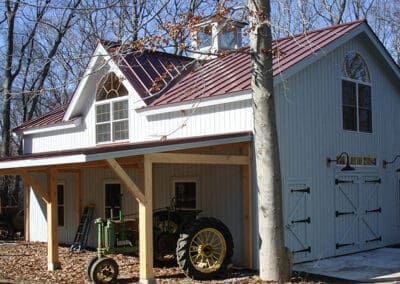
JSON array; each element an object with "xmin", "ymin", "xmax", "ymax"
[{"xmin": 0, "ymin": 19, "xmax": 399, "ymax": 282}]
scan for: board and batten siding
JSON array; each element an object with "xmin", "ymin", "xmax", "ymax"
[{"xmin": 274, "ymin": 34, "xmax": 400, "ymax": 263}]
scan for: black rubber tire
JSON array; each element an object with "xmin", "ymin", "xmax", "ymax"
[
  {"xmin": 86, "ymin": 256, "xmax": 98, "ymax": 281},
  {"xmin": 90, "ymin": 257, "xmax": 119, "ymax": 283},
  {"xmin": 0, "ymin": 223, "xmax": 12, "ymax": 240},
  {"xmin": 153, "ymin": 210, "xmax": 179, "ymax": 267},
  {"xmin": 176, "ymin": 217, "xmax": 233, "ymax": 280}
]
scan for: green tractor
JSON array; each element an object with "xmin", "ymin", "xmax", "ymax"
[{"xmin": 86, "ymin": 198, "xmax": 234, "ymax": 283}]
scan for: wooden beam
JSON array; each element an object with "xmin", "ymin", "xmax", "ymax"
[
  {"xmin": 20, "ymin": 171, "xmax": 50, "ymax": 203},
  {"xmin": 75, "ymin": 170, "xmax": 82, "ymax": 225},
  {"xmin": 147, "ymin": 153, "xmax": 249, "ymax": 165},
  {"xmin": 106, "ymin": 158, "xmax": 145, "ymax": 205},
  {"xmin": 139, "ymin": 155, "xmax": 154, "ymax": 283},
  {"xmin": 24, "ymin": 185, "xmax": 30, "ymax": 241},
  {"xmin": 46, "ymin": 168, "xmax": 60, "ymax": 270},
  {"xmin": 241, "ymin": 144, "xmax": 253, "ymax": 268}
]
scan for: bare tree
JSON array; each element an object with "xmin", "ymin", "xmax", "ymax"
[{"xmin": 249, "ymin": 0, "xmax": 290, "ymax": 281}]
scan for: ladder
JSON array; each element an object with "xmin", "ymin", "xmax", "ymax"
[{"xmin": 70, "ymin": 205, "xmax": 95, "ymax": 252}]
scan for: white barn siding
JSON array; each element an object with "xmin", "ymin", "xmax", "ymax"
[{"xmin": 274, "ymin": 35, "xmax": 400, "ymax": 263}]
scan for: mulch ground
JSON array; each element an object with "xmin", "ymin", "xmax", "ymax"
[{"xmin": 0, "ymin": 241, "xmax": 327, "ymax": 283}]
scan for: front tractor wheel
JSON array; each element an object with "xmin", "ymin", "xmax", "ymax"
[
  {"xmin": 176, "ymin": 217, "xmax": 233, "ymax": 280},
  {"xmin": 90, "ymin": 257, "xmax": 119, "ymax": 283}
]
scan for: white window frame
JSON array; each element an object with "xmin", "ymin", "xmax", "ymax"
[
  {"xmin": 341, "ymin": 77, "xmax": 372, "ymax": 133},
  {"xmin": 103, "ymin": 180, "xmax": 123, "ymax": 219},
  {"xmin": 95, "ymin": 96, "xmax": 129, "ymax": 144},
  {"xmin": 57, "ymin": 182, "xmax": 65, "ymax": 228},
  {"xmin": 172, "ymin": 178, "xmax": 199, "ymax": 209}
]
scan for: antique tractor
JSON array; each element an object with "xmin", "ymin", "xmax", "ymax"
[{"xmin": 86, "ymin": 198, "xmax": 234, "ymax": 283}]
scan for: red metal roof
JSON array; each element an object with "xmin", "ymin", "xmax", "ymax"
[
  {"xmin": 149, "ymin": 20, "xmax": 364, "ymax": 106},
  {"xmin": 13, "ymin": 105, "xmax": 72, "ymax": 131},
  {"xmin": 16, "ymin": 20, "xmax": 364, "ymax": 130}
]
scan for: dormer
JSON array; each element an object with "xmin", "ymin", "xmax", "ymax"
[{"xmin": 191, "ymin": 17, "xmax": 246, "ymax": 60}]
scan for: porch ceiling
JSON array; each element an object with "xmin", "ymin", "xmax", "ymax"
[{"xmin": 0, "ymin": 132, "xmax": 252, "ymax": 174}]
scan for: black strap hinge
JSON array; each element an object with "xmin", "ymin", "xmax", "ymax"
[
  {"xmin": 365, "ymin": 178, "xmax": 381, "ymax": 184},
  {"xmin": 293, "ymin": 246, "xmax": 311, "ymax": 254},
  {"xmin": 336, "ymin": 242, "xmax": 355, "ymax": 249},
  {"xmin": 335, "ymin": 210, "xmax": 355, "ymax": 217},
  {"xmin": 291, "ymin": 217, "xmax": 311, "ymax": 224},
  {"xmin": 366, "ymin": 236, "xmax": 382, "ymax": 243},
  {"xmin": 365, "ymin": 207, "xmax": 381, "ymax": 214},
  {"xmin": 335, "ymin": 179, "xmax": 354, "ymax": 185},
  {"xmin": 291, "ymin": 187, "xmax": 310, "ymax": 194}
]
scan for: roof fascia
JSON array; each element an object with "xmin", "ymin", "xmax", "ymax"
[
  {"xmin": 64, "ymin": 43, "xmax": 110, "ymax": 121},
  {"xmin": 20, "ymin": 117, "xmax": 82, "ymax": 136},
  {"xmin": 274, "ymin": 23, "xmax": 400, "ymax": 85},
  {"xmin": 0, "ymin": 133, "xmax": 251, "ymax": 170},
  {"xmin": 137, "ymin": 90, "xmax": 251, "ymax": 116}
]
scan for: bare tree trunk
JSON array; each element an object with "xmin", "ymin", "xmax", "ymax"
[{"xmin": 249, "ymin": 0, "xmax": 291, "ymax": 281}]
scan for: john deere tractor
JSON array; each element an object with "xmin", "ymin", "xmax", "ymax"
[{"xmin": 86, "ymin": 197, "xmax": 234, "ymax": 283}]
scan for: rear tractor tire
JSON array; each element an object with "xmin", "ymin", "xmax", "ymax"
[
  {"xmin": 176, "ymin": 217, "xmax": 233, "ymax": 280},
  {"xmin": 90, "ymin": 257, "xmax": 119, "ymax": 283}
]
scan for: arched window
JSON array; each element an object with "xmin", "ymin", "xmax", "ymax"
[
  {"xmin": 342, "ymin": 52, "xmax": 372, "ymax": 133},
  {"xmin": 95, "ymin": 73, "xmax": 129, "ymax": 143}
]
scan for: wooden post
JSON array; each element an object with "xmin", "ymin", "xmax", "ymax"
[
  {"xmin": 75, "ymin": 170, "xmax": 81, "ymax": 225},
  {"xmin": 24, "ymin": 184, "xmax": 30, "ymax": 241},
  {"xmin": 242, "ymin": 143, "xmax": 253, "ymax": 268},
  {"xmin": 47, "ymin": 168, "xmax": 60, "ymax": 270},
  {"xmin": 139, "ymin": 155, "xmax": 154, "ymax": 283}
]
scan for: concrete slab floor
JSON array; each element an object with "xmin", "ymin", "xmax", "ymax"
[{"xmin": 293, "ymin": 248, "xmax": 400, "ymax": 283}]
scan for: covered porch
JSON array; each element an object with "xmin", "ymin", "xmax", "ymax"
[{"xmin": 0, "ymin": 132, "xmax": 253, "ymax": 282}]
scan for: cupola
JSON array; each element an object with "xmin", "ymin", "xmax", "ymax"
[{"xmin": 191, "ymin": 17, "xmax": 246, "ymax": 60}]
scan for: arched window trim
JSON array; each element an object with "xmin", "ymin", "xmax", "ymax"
[
  {"xmin": 341, "ymin": 52, "xmax": 372, "ymax": 133},
  {"xmin": 95, "ymin": 72, "xmax": 130, "ymax": 144},
  {"xmin": 342, "ymin": 51, "xmax": 371, "ymax": 83}
]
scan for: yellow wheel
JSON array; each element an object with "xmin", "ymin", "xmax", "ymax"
[
  {"xmin": 189, "ymin": 228, "xmax": 227, "ymax": 273},
  {"xmin": 90, "ymin": 257, "xmax": 119, "ymax": 283},
  {"xmin": 177, "ymin": 217, "xmax": 233, "ymax": 280}
]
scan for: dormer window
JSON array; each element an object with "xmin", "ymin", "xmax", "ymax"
[
  {"xmin": 95, "ymin": 73, "xmax": 129, "ymax": 143},
  {"xmin": 342, "ymin": 52, "xmax": 372, "ymax": 133}
]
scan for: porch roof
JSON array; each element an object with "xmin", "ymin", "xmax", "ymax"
[{"xmin": 0, "ymin": 132, "xmax": 252, "ymax": 172}]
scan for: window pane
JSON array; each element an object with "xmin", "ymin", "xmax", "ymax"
[
  {"xmin": 198, "ymin": 25, "xmax": 212, "ymax": 48},
  {"xmin": 96, "ymin": 104, "xmax": 110, "ymax": 123},
  {"xmin": 342, "ymin": 81, "xmax": 356, "ymax": 105},
  {"xmin": 343, "ymin": 106, "xmax": 357, "ymax": 131},
  {"xmin": 57, "ymin": 185, "xmax": 64, "ymax": 205},
  {"xmin": 359, "ymin": 109, "xmax": 372, "ymax": 132},
  {"xmin": 113, "ymin": 120, "xmax": 129, "ymax": 140},
  {"xmin": 96, "ymin": 123, "xmax": 111, "ymax": 143},
  {"xmin": 113, "ymin": 100, "xmax": 128, "ymax": 120},
  {"xmin": 358, "ymin": 84, "xmax": 371, "ymax": 108},
  {"xmin": 105, "ymin": 184, "xmax": 121, "ymax": 218},
  {"xmin": 342, "ymin": 52, "xmax": 370, "ymax": 82},
  {"xmin": 175, "ymin": 182, "xmax": 196, "ymax": 209},
  {"xmin": 58, "ymin": 206, "xmax": 64, "ymax": 227},
  {"xmin": 220, "ymin": 30, "xmax": 236, "ymax": 49}
]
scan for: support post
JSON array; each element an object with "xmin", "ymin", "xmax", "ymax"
[
  {"xmin": 75, "ymin": 170, "xmax": 81, "ymax": 225},
  {"xmin": 139, "ymin": 155, "xmax": 154, "ymax": 283},
  {"xmin": 47, "ymin": 168, "xmax": 60, "ymax": 270},
  {"xmin": 242, "ymin": 144, "xmax": 253, "ymax": 268},
  {"xmin": 24, "ymin": 184, "xmax": 30, "ymax": 241}
]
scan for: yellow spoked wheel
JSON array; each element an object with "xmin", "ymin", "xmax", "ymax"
[
  {"xmin": 189, "ymin": 228, "xmax": 227, "ymax": 273},
  {"xmin": 90, "ymin": 257, "xmax": 119, "ymax": 283},
  {"xmin": 176, "ymin": 217, "xmax": 233, "ymax": 280}
]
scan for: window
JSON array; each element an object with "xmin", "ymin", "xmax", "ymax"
[
  {"xmin": 219, "ymin": 29, "xmax": 236, "ymax": 50},
  {"xmin": 197, "ymin": 25, "xmax": 212, "ymax": 48},
  {"xmin": 337, "ymin": 155, "xmax": 376, "ymax": 166},
  {"xmin": 342, "ymin": 52, "xmax": 372, "ymax": 133},
  {"xmin": 57, "ymin": 184, "xmax": 64, "ymax": 227},
  {"xmin": 174, "ymin": 181, "xmax": 196, "ymax": 209},
  {"xmin": 105, "ymin": 183, "xmax": 121, "ymax": 219},
  {"xmin": 96, "ymin": 73, "xmax": 129, "ymax": 143}
]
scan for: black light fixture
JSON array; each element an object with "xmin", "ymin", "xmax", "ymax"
[
  {"xmin": 326, "ymin": 152, "xmax": 355, "ymax": 171},
  {"xmin": 383, "ymin": 155, "xmax": 400, "ymax": 172}
]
